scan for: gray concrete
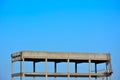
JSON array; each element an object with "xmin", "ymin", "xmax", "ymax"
[{"xmin": 11, "ymin": 51, "xmax": 113, "ymax": 80}]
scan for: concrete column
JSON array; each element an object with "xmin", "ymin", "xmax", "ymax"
[
  {"xmin": 110, "ymin": 61, "xmax": 112, "ymax": 80},
  {"xmin": 20, "ymin": 61, "xmax": 22, "ymax": 80},
  {"xmin": 89, "ymin": 59, "xmax": 91, "ymax": 80},
  {"xmin": 106, "ymin": 62, "xmax": 108, "ymax": 80},
  {"xmin": 45, "ymin": 58, "xmax": 48, "ymax": 80},
  {"xmin": 11, "ymin": 62, "xmax": 14, "ymax": 80},
  {"xmin": 21, "ymin": 58, "xmax": 24, "ymax": 80},
  {"xmin": 67, "ymin": 59, "xmax": 70, "ymax": 80},
  {"xmin": 109, "ymin": 54, "xmax": 112, "ymax": 80},
  {"xmin": 95, "ymin": 63, "xmax": 97, "ymax": 80},
  {"xmin": 54, "ymin": 62, "xmax": 57, "ymax": 80},
  {"xmin": 102, "ymin": 77, "xmax": 105, "ymax": 80},
  {"xmin": 110, "ymin": 75, "xmax": 112, "ymax": 80},
  {"xmin": 109, "ymin": 60, "xmax": 112, "ymax": 80},
  {"xmin": 75, "ymin": 62, "xmax": 78, "ymax": 80},
  {"xmin": 33, "ymin": 61, "xmax": 36, "ymax": 80},
  {"xmin": 110, "ymin": 60, "xmax": 112, "ymax": 80}
]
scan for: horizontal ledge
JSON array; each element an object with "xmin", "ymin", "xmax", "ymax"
[
  {"xmin": 11, "ymin": 51, "xmax": 110, "ymax": 62},
  {"xmin": 12, "ymin": 72, "xmax": 112, "ymax": 77},
  {"xmin": 12, "ymin": 58, "xmax": 109, "ymax": 63}
]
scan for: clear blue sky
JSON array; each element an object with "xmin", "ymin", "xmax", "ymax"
[{"xmin": 0, "ymin": 0, "xmax": 120, "ymax": 80}]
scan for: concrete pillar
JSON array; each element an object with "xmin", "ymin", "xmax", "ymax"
[
  {"xmin": 109, "ymin": 60, "xmax": 112, "ymax": 80},
  {"xmin": 89, "ymin": 59, "xmax": 91, "ymax": 80},
  {"xmin": 110, "ymin": 75, "xmax": 112, "ymax": 80},
  {"xmin": 109, "ymin": 54, "xmax": 112, "ymax": 80},
  {"xmin": 33, "ymin": 61, "xmax": 36, "ymax": 80},
  {"xmin": 106, "ymin": 62, "xmax": 108, "ymax": 80},
  {"xmin": 95, "ymin": 63, "xmax": 97, "ymax": 80},
  {"xmin": 11, "ymin": 62, "xmax": 14, "ymax": 80},
  {"xmin": 102, "ymin": 77, "xmax": 105, "ymax": 80},
  {"xmin": 20, "ymin": 60, "xmax": 22, "ymax": 80},
  {"xmin": 110, "ymin": 61, "xmax": 112, "ymax": 80},
  {"xmin": 54, "ymin": 62, "xmax": 57, "ymax": 80},
  {"xmin": 21, "ymin": 58, "xmax": 24, "ymax": 80},
  {"xmin": 67, "ymin": 59, "xmax": 70, "ymax": 80},
  {"xmin": 45, "ymin": 58, "xmax": 48, "ymax": 80},
  {"xmin": 75, "ymin": 62, "xmax": 78, "ymax": 80}
]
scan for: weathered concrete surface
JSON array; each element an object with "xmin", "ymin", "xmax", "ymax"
[{"xmin": 11, "ymin": 51, "xmax": 113, "ymax": 80}]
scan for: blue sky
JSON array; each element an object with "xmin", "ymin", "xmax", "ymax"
[{"xmin": 0, "ymin": 0, "xmax": 120, "ymax": 80}]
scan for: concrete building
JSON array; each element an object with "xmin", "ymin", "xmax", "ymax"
[{"xmin": 11, "ymin": 51, "xmax": 113, "ymax": 80}]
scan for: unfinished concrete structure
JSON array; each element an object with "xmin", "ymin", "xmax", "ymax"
[{"xmin": 11, "ymin": 51, "xmax": 113, "ymax": 80}]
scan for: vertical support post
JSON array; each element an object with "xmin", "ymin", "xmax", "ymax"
[
  {"xmin": 21, "ymin": 58, "xmax": 24, "ymax": 80},
  {"xmin": 33, "ymin": 61, "xmax": 36, "ymax": 80},
  {"xmin": 109, "ymin": 60, "xmax": 112, "ymax": 80},
  {"xmin": 106, "ymin": 62, "xmax": 108, "ymax": 80},
  {"xmin": 67, "ymin": 59, "xmax": 70, "ymax": 80},
  {"xmin": 45, "ymin": 58, "xmax": 48, "ymax": 80},
  {"xmin": 108, "ymin": 53, "xmax": 112, "ymax": 80},
  {"xmin": 20, "ymin": 61, "xmax": 22, "ymax": 80},
  {"xmin": 109, "ymin": 64, "xmax": 112, "ymax": 80},
  {"xmin": 75, "ymin": 62, "xmax": 78, "ymax": 80},
  {"xmin": 11, "ymin": 61, "xmax": 14, "ymax": 80},
  {"xmin": 102, "ymin": 77, "xmax": 105, "ymax": 80},
  {"xmin": 89, "ymin": 59, "xmax": 91, "ymax": 80},
  {"xmin": 95, "ymin": 63, "xmax": 97, "ymax": 80},
  {"xmin": 22, "ymin": 58, "xmax": 24, "ymax": 80},
  {"xmin": 54, "ymin": 62, "xmax": 57, "ymax": 80},
  {"xmin": 110, "ymin": 75, "xmax": 112, "ymax": 80}
]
